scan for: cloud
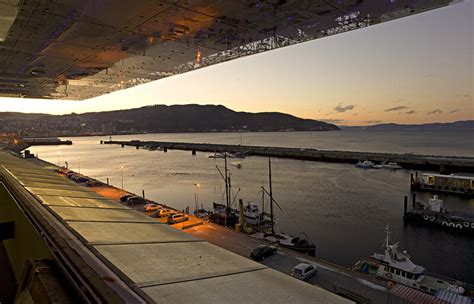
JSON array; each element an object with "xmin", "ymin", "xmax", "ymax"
[
  {"xmin": 405, "ymin": 110, "xmax": 416, "ymax": 115},
  {"xmin": 427, "ymin": 109, "xmax": 443, "ymax": 115},
  {"xmin": 449, "ymin": 109, "xmax": 459, "ymax": 114},
  {"xmin": 334, "ymin": 103, "xmax": 356, "ymax": 113},
  {"xmin": 385, "ymin": 106, "xmax": 409, "ymax": 112},
  {"xmin": 321, "ymin": 119, "xmax": 345, "ymax": 124},
  {"xmin": 392, "ymin": 99, "xmax": 403, "ymax": 103}
]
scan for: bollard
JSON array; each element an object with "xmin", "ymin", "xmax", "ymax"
[
  {"xmin": 136, "ymin": 145, "xmax": 139, "ymax": 149},
  {"xmin": 163, "ymin": 147, "xmax": 167, "ymax": 152},
  {"xmin": 404, "ymin": 196, "xmax": 408, "ymax": 215},
  {"xmin": 192, "ymin": 149, "xmax": 196, "ymax": 155},
  {"xmin": 142, "ymin": 190, "xmax": 145, "ymax": 199},
  {"xmin": 121, "ymin": 144, "xmax": 124, "ymax": 148},
  {"xmin": 107, "ymin": 177, "xmax": 109, "ymax": 185},
  {"xmin": 100, "ymin": 140, "xmax": 103, "ymax": 144},
  {"xmin": 410, "ymin": 173, "xmax": 413, "ymax": 184},
  {"xmin": 412, "ymin": 193, "xmax": 416, "ymax": 208}
]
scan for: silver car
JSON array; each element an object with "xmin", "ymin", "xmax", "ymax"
[{"xmin": 291, "ymin": 263, "xmax": 317, "ymax": 281}]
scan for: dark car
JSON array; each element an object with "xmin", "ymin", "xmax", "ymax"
[
  {"xmin": 86, "ymin": 180, "xmax": 102, "ymax": 187},
  {"xmin": 250, "ymin": 245, "xmax": 277, "ymax": 261},
  {"xmin": 126, "ymin": 196, "xmax": 147, "ymax": 206},
  {"xmin": 119, "ymin": 194, "xmax": 134, "ymax": 202}
]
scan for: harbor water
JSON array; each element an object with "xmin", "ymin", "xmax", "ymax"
[{"xmin": 29, "ymin": 131, "xmax": 474, "ymax": 283}]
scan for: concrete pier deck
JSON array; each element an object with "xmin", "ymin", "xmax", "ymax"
[
  {"xmin": 0, "ymin": 152, "xmax": 351, "ymax": 303},
  {"xmin": 104, "ymin": 140, "xmax": 474, "ymax": 172}
]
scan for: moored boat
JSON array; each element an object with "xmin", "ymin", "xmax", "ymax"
[
  {"xmin": 375, "ymin": 162, "xmax": 402, "ymax": 169},
  {"xmin": 355, "ymin": 160, "xmax": 377, "ymax": 169},
  {"xmin": 352, "ymin": 226, "xmax": 470, "ymax": 296}
]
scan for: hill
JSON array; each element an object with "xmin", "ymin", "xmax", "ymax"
[
  {"xmin": 0, "ymin": 104, "xmax": 339, "ymax": 136},
  {"xmin": 341, "ymin": 120, "xmax": 474, "ymax": 131}
]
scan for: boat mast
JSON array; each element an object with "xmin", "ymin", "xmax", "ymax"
[
  {"xmin": 385, "ymin": 225, "xmax": 390, "ymax": 249},
  {"xmin": 224, "ymin": 153, "xmax": 229, "ymax": 227},
  {"xmin": 269, "ymin": 157, "xmax": 274, "ymax": 234}
]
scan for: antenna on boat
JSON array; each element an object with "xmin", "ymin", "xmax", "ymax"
[{"xmin": 384, "ymin": 225, "xmax": 391, "ymax": 249}]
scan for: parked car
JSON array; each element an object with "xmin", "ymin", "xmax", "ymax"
[
  {"xmin": 86, "ymin": 180, "xmax": 102, "ymax": 187},
  {"xmin": 291, "ymin": 263, "xmax": 317, "ymax": 281},
  {"xmin": 126, "ymin": 196, "xmax": 146, "ymax": 206},
  {"xmin": 74, "ymin": 177, "xmax": 89, "ymax": 184},
  {"xmin": 144, "ymin": 203, "xmax": 162, "ymax": 212},
  {"xmin": 250, "ymin": 245, "xmax": 277, "ymax": 261},
  {"xmin": 154, "ymin": 209, "xmax": 175, "ymax": 218},
  {"xmin": 167, "ymin": 213, "xmax": 189, "ymax": 224},
  {"xmin": 119, "ymin": 194, "xmax": 134, "ymax": 202}
]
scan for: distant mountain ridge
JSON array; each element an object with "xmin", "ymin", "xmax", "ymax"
[
  {"xmin": 341, "ymin": 120, "xmax": 474, "ymax": 131},
  {"xmin": 0, "ymin": 104, "xmax": 339, "ymax": 136}
]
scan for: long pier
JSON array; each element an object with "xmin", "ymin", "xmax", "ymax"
[{"xmin": 103, "ymin": 140, "xmax": 474, "ymax": 173}]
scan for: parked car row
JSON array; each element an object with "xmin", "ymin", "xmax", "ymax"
[
  {"xmin": 64, "ymin": 171, "xmax": 102, "ymax": 187},
  {"xmin": 118, "ymin": 194, "xmax": 189, "ymax": 224}
]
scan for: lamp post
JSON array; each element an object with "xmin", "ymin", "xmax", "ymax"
[
  {"xmin": 120, "ymin": 165, "xmax": 124, "ymax": 190},
  {"xmin": 194, "ymin": 183, "xmax": 200, "ymax": 211}
]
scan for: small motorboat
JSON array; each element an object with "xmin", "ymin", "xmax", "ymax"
[
  {"xmin": 374, "ymin": 162, "xmax": 402, "ymax": 170},
  {"xmin": 355, "ymin": 160, "xmax": 377, "ymax": 169}
]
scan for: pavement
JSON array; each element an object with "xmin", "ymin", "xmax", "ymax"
[{"xmin": 75, "ymin": 174, "xmax": 392, "ymax": 304}]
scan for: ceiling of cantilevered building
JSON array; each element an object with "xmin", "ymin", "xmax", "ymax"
[{"xmin": 0, "ymin": 0, "xmax": 456, "ymax": 100}]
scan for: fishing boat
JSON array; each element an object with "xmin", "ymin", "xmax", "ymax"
[
  {"xmin": 208, "ymin": 153, "xmax": 240, "ymax": 227},
  {"xmin": 209, "ymin": 202, "xmax": 238, "ymax": 226},
  {"xmin": 250, "ymin": 157, "xmax": 316, "ymax": 256},
  {"xmin": 352, "ymin": 226, "xmax": 469, "ymax": 296},
  {"xmin": 242, "ymin": 202, "xmax": 271, "ymax": 226}
]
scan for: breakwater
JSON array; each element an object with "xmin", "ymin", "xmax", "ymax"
[{"xmin": 103, "ymin": 140, "xmax": 474, "ymax": 173}]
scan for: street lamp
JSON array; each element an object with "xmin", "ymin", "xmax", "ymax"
[
  {"xmin": 120, "ymin": 165, "xmax": 124, "ymax": 190},
  {"xmin": 194, "ymin": 183, "xmax": 200, "ymax": 211}
]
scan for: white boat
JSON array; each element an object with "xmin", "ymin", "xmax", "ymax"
[
  {"xmin": 209, "ymin": 152, "xmax": 226, "ymax": 159},
  {"xmin": 353, "ymin": 226, "xmax": 467, "ymax": 295},
  {"xmin": 242, "ymin": 202, "xmax": 270, "ymax": 226},
  {"xmin": 355, "ymin": 160, "xmax": 377, "ymax": 169},
  {"xmin": 374, "ymin": 162, "xmax": 402, "ymax": 169}
]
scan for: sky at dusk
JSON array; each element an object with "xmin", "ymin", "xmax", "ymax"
[{"xmin": 0, "ymin": 1, "xmax": 472, "ymax": 126}]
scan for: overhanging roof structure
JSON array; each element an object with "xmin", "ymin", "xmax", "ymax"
[{"xmin": 0, "ymin": 0, "xmax": 455, "ymax": 100}]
